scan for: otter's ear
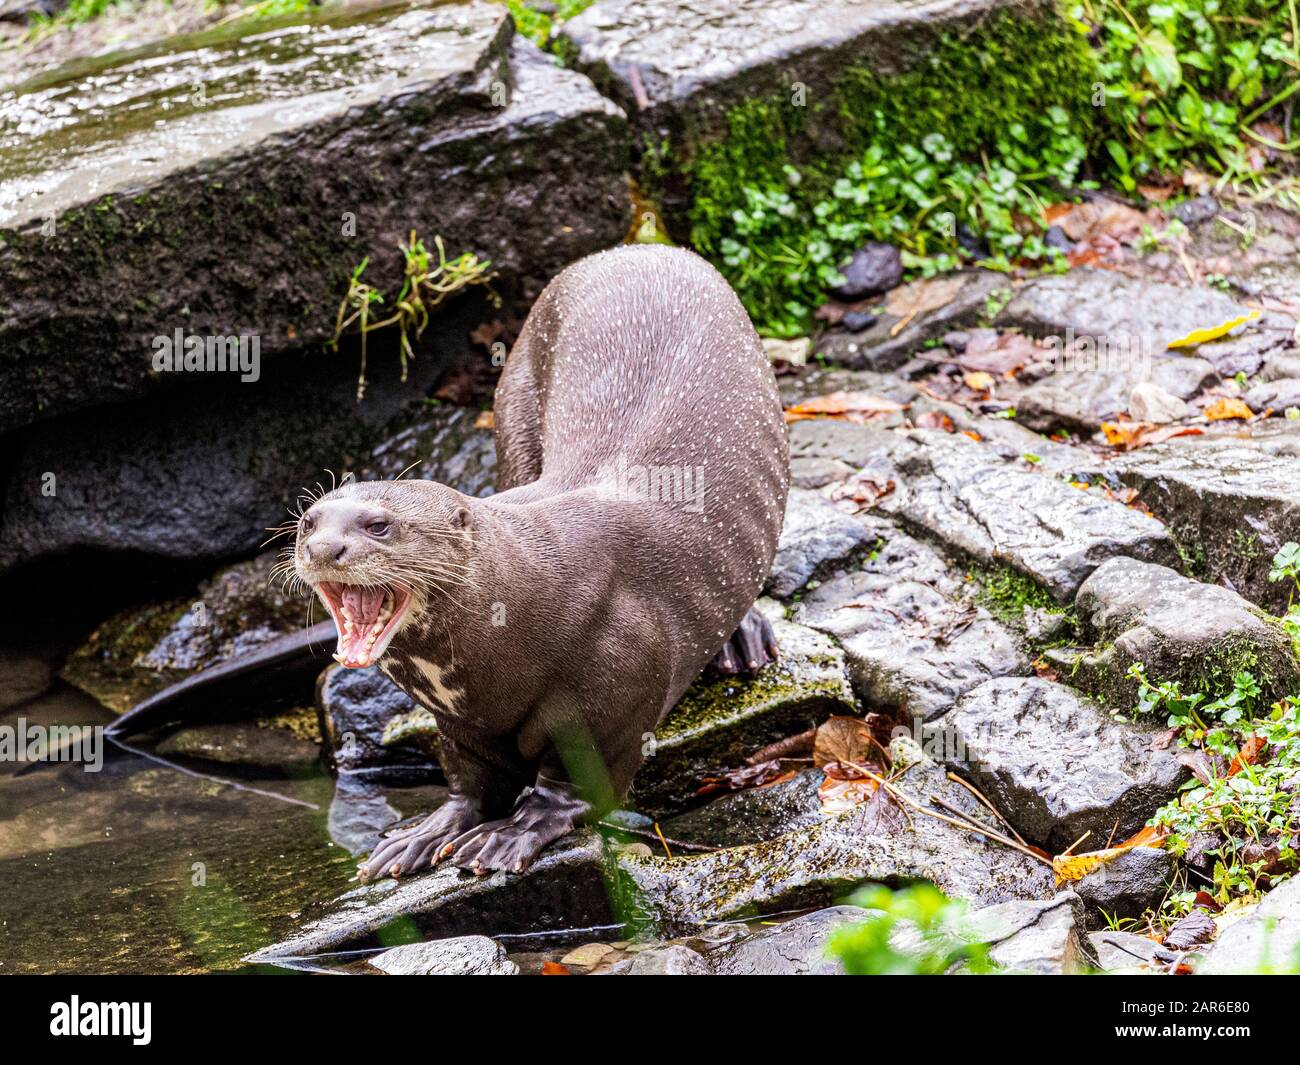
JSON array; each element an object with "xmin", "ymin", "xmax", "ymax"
[{"xmin": 451, "ymin": 506, "xmax": 473, "ymax": 531}]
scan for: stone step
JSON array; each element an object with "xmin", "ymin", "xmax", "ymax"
[
  {"xmin": 1068, "ymin": 555, "xmax": 1300, "ymax": 705},
  {"xmin": 796, "ymin": 543, "xmax": 1027, "ymax": 721},
  {"xmin": 632, "ymin": 608, "xmax": 859, "ymax": 815},
  {"xmin": 1101, "ymin": 431, "xmax": 1300, "ymax": 614},
  {"xmin": 811, "ymin": 422, "xmax": 1177, "ymax": 601},
  {"xmin": 944, "ymin": 677, "xmax": 1186, "ymax": 852}
]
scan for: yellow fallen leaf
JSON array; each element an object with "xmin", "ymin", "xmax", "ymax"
[
  {"xmin": 963, "ymin": 371, "xmax": 996, "ymax": 393},
  {"xmin": 1053, "ymin": 825, "xmax": 1167, "ymax": 886},
  {"xmin": 473, "ymin": 410, "xmax": 495, "ymax": 429},
  {"xmin": 1167, "ymin": 310, "xmax": 1261, "ymax": 349},
  {"xmin": 1204, "ymin": 397, "xmax": 1253, "ymax": 421}
]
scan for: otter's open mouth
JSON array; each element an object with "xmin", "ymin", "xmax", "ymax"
[{"xmin": 315, "ymin": 582, "xmax": 412, "ymax": 668}]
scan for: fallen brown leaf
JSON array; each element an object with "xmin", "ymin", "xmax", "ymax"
[
  {"xmin": 1101, "ymin": 420, "xmax": 1204, "ymax": 450},
  {"xmin": 1228, "ymin": 734, "xmax": 1267, "ymax": 777},
  {"xmin": 813, "ymin": 717, "xmax": 877, "ymax": 768},
  {"xmin": 915, "ymin": 410, "xmax": 956, "ymax": 432},
  {"xmin": 784, "ymin": 390, "xmax": 906, "ymax": 424},
  {"xmin": 1162, "ymin": 910, "xmax": 1216, "ymax": 952}
]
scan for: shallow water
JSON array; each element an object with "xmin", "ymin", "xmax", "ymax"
[{"xmin": 0, "ymin": 680, "xmax": 448, "ymax": 974}]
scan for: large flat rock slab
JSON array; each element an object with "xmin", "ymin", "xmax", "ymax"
[
  {"xmin": 562, "ymin": 0, "xmax": 1035, "ymax": 125},
  {"xmin": 867, "ymin": 427, "xmax": 1177, "ymax": 601},
  {"xmin": 945, "ymin": 677, "xmax": 1186, "ymax": 851},
  {"xmin": 246, "ymin": 831, "xmax": 613, "ymax": 961},
  {"xmin": 1103, "ymin": 434, "xmax": 1300, "ymax": 614},
  {"xmin": 618, "ymin": 796, "xmax": 1054, "ymax": 935},
  {"xmin": 0, "ymin": 5, "xmax": 629, "ymax": 433},
  {"xmin": 798, "ymin": 564, "xmax": 1026, "ymax": 722},
  {"xmin": 997, "ymin": 268, "xmax": 1255, "ymax": 353}
]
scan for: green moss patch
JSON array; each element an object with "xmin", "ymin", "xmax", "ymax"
[{"xmin": 676, "ymin": 8, "xmax": 1099, "ymax": 335}]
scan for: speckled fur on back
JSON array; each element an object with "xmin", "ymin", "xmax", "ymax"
[{"xmin": 492, "ymin": 244, "xmax": 789, "ymax": 703}]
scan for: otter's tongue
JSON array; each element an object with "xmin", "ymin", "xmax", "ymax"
[{"xmin": 337, "ymin": 585, "xmax": 387, "ymax": 667}]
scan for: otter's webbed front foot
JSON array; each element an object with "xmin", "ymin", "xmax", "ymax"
[
  {"xmin": 359, "ymin": 797, "xmax": 484, "ymax": 881},
  {"xmin": 445, "ymin": 777, "xmax": 587, "ymax": 875},
  {"xmin": 711, "ymin": 606, "xmax": 779, "ymax": 675}
]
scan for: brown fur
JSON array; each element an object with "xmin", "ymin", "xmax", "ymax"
[{"xmin": 296, "ymin": 244, "xmax": 788, "ymax": 871}]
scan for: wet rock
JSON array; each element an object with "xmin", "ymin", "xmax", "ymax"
[
  {"xmin": 966, "ymin": 892, "xmax": 1096, "ymax": 974},
  {"xmin": 155, "ymin": 718, "xmax": 321, "ymax": 772},
  {"xmin": 328, "ymin": 772, "xmax": 405, "ymax": 856},
  {"xmin": 798, "ymin": 567, "xmax": 1026, "ymax": 722},
  {"xmin": 709, "ymin": 906, "xmax": 867, "ymax": 975},
  {"xmin": 0, "ymin": 650, "xmax": 51, "ymax": 709},
  {"xmin": 0, "ymin": 8, "xmax": 629, "ymax": 433},
  {"xmin": 370, "ymin": 935, "xmax": 519, "ymax": 975},
  {"xmin": 659, "ymin": 768, "xmax": 823, "ymax": 847},
  {"xmin": 1197, "ymin": 876, "xmax": 1300, "ymax": 974},
  {"xmin": 816, "ymin": 271, "xmax": 1012, "ymax": 371},
  {"xmin": 317, "ymin": 664, "xmax": 440, "ymax": 776},
  {"xmin": 1198, "ymin": 332, "xmax": 1285, "ymax": 378},
  {"xmin": 1172, "ymin": 194, "xmax": 1218, "ymax": 226},
  {"xmin": 60, "ymin": 551, "xmax": 313, "ymax": 713},
  {"xmin": 0, "ymin": 22, "xmax": 629, "ymax": 575},
  {"xmin": 632, "ymin": 612, "xmax": 858, "ymax": 815},
  {"xmin": 1262, "ymin": 354, "xmax": 1300, "ymax": 383},
  {"xmin": 605, "ymin": 944, "xmax": 714, "ymax": 975},
  {"xmin": 1103, "ymin": 435, "xmax": 1300, "ymax": 613},
  {"xmin": 767, "ymin": 488, "xmax": 875, "ymax": 597},
  {"xmin": 1074, "ymin": 846, "xmax": 1173, "ymax": 924},
  {"xmin": 246, "ymin": 831, "xmax": 613, "ymax": 960},
  {"xmin": 1127, "ymin": 381, "xmax": 1191, "ymax": 424},
  {"xmin": 787, "ymin": 417, "xmax": 888, "ymax": 470},
  {"xmin": 829, "ymin": 243, "xmax": 903, "ymax": 301},
  {"xmin": 1015, "ymin": 355, "xmax": 1215, "ymax": 433},
  {"xmin": 361, "ymin": 405, "xmax": 497, "ymax": 498},
  {"xmin": 945, "ymin": 677, "xmax": 1186, "ymax": 850},
  {"xmin": 1089, "ymin": 929, "xmax": 1161, "ymax": 972},
  {"xmin": 868, "ymin": 427, "xmax": 1176, "ymax": 600},
  {"xmin": 616, "ymin": 799, "xmax": 1053, "ymax": 935},
  {"xmin": 997, "ymin": 268, "xmax": 1253, "ymax": 352},
  {"xmin": 1072, "ymin": 557, "xmax": 1300, "ymax": 705},
  {"xmin": 1245, "ymin": 378, "xmax": 1300, "ymax": 414},
  {"xmin": 0, "ymin": 0, "xmax": 61, "ymax": 23}
]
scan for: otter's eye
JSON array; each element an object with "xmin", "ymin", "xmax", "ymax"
[
  {"xmin": 366, "ymin": 521, "xmax": 391, "ymax": 537},
  {"xmin": 301, "ymin": 515, "xmax": 315, "ymax": 532}
]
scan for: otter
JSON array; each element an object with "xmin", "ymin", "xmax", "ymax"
[{"xmin": 293, "ymin": 244, "xmax": 789, "ymax": 878}]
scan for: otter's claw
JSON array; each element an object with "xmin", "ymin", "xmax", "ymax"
[
  {"xmin": 711, "ymin": 606, "xmax": 778, "ymax": 675},
  {"xmin": 359, "ymin": 799, "xmax": 483, "ymax": 881},
  {"xmin": 445, "ymin": 778, "xmax": 586, "ymax": 876}
]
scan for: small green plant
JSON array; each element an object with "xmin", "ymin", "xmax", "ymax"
[
  {"xmin": 331, "ymin": 231, "xmax": 498, "ymax": 401},
  {"xmin": 1270, "ymin": 542, "xmax": 1300, "ymax": 608},
  {"xmin": 827, "ymin": 883, "xmax": 996, "ymax": 975},
  {"xmin": 1133, "ymin": 660, "xmax": 1300, "ymax": 917}
]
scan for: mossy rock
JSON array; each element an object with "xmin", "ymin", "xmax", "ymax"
[{"xmin": 630, "ymin": 612, "xmax": 858, "ymax": 817}]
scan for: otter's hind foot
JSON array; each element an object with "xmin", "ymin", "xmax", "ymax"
[
  {"xmin": 711, "ymin": 606, "xmax": 779, "ymax": 675},
  {"xmin": 359, "ymin": 797, "xmax": 484, "ymax": 881},
  {"xmin": 445, "ymin": 777, "xmax": 587, "ymax": 875}
]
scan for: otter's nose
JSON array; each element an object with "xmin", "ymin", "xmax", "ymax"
[{"xmin": 304, "ymin": 536, "xmax": 348, "ymax": 563}]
